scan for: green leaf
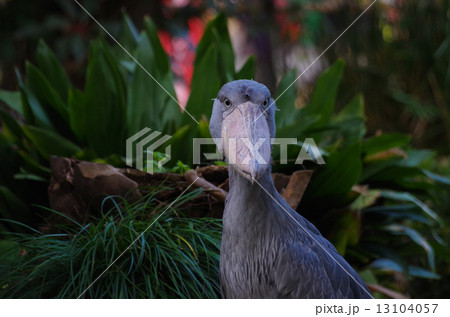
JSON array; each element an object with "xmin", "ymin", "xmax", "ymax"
[
  {"xmin": 235, "ymin": 56, "xmax": 255, "ymax": 80},
  {"xmin": 14, "ymin": 168, "xmax": 47, "ymax": 182},
  {"xmin": 367, "ymin": 165, "xmax": 426, "ymax": 185},
  {"xmin": 0, "ymin": 107, "xmax": 24, "ymax": 142},
  {"xmin": 18, "ymin": 81, "xmax": 54, "ymax": 130},
  {"xmin": 166, "ymin": 124, "xmax": 192, "ymax": 164},
  {"xmin": 275, "ymin": 114, "xmax": 320, "ymax": 138},
  {"xmin": 401, "ymin": 149, "xmax": 434, "ymax": 167},
  {"xmin": 384, "ymin": 224, "xmax": 435, "ymax": 271},
  {"xmin": 185, "ymin": 45, "xmax": 221, "ymax": 121},
  {"xmin": 380, "ymin": 190, "xmax": 440, "ymax": 222},
  {"xmin": 390, "ymin": 90, "xmax": 438, "ymax": 120},
  {"xmin": 422, "ymin": 169, "xmax": 450, "ymax": 184},
  {"xmin": 358, "ymin": 269, "xmax": 378, "ymax": 285},
  {"xmin": 361, "ymin": 133, "xmax": 410, "ymax": 157},
  {"xmin": 408, "ymin": 266, "xmax": 440, "ymax": 279},
  {"xmin": 329, "ymin": 94, "xmax": 366, "ymax": 144},
  {"xmin": 167, "ymin": 121, "xmax": 212, "ymax": 166},
  {"xmin": 67, "ymin": 87, "xmax": 86, "ymax": 143},
  {"xmin": 0, "ymin": 90, "xmax": 22, "ymax": 115},
  {"xmin": 0, "ymin": 186, "xmax": 32, "ymax": 230},
  {"xmin": 144, "ymin": 17, "xmax": 171, "ymax": 74},
  {"xmin": 329, "ymin": 210, "xmax": 360, "ymax": 255},
  {"xmin": 370, "ymin": 258, "xmax": 405, "ymax": 273},
  {"xmin": 303, "ymin": 59, "xmax": 345, "ymax": 127},
  {"xmin": 114, "ymin": 13, "xmax": 140, "ymax": 61},
  {"xmin": 275, "ymin": 69, "xmax": 297, "ymax": 128},
  {"xmin": 363, "ymin": 204, "xmax": 431, "ymax": 225},
  {"xmin": 127, "ymin": 31, "xmax": 180, "ymax": 135},
  {"xmin": 24, "ymin": 62, "xmax": 71, "ymax": 137},
  {"xmin": 22, "ymin": 125, "xmax": 80, "ymax": 160},
  {"xmin": 196, "ymin": 13, "xmax": 234, "ymax": 83},
  {"xmin": 82, "ymin": 39, "xmax": 127, "ymax": 156},
  {"xmin": 349, "ymin": 189, "xmax": 381, "ymax": 210},
  {"xmin": 184, "ymin": 13, "xmax": 236, "ymax": 122},
  {"xmin": 304, "ymin": 143, "xmax": 362, "ymax": 205},
  {"xmin": 0, "ymin": 134, "xmax": 22, "ymax": 186},
  {"xmin": 360, "ymin": 157, "xmax": 403, "ymax": 182},
  {"xmin": 36, "ymin": 39, "xmax": 71, "ymax": 101},
  {"xmin": 0, "ymin": 239, "xmax": 21, "ymax": 265}
]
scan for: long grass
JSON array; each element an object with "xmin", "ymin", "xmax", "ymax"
[{"xmin": 0, "ymin": 187, "xmax": 222, "ymax": 298}]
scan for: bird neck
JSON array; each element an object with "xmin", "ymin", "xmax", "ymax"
[
  {"xmin": 222, "ymin": 164, "xmax": 286, "ymax": 247},
  {"xmin": 226, "ymin": 164, "xmax": 280, "ymax": 219},
  {"xmin": 228, "ymin": 165, "xmax": 276, "ymax": 195}
]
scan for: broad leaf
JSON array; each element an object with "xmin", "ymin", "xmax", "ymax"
[
  {"xmin": 363, "ymin": 204, "xmax": 431, "ymax": 225},
  {"xmin": 235, "ymin": 56, "xmax": 255, "ymax": 80},
  {"xmin": 185, "ymin": 13, "xmax": 235, "ymax": 121},
  {"xmin": 422, "ymin": 169, "xmax": 450, "ymax": 184},
  {"xmin": 114, "ymin": 13, "xmax": 140, "ymax": 62},
  {"xmin": 195, "ymin": 13, "xmax": 234, "ymax": 83},
  {"xmin": 361, "ymin": 133, "xmax": 410, "ymax": 158},
  {"xmin": 185, "ymin": 45, "xmax": 221, "ymax": 121},
  {"xmin": 384, "ymin": 224, "xmax": 435, "ymax": 271},
  {"xmin": 67, "ymin": 87, "xmax": 86, "ymax": 143},
  {"xmin": 127, "ymin": 30, "xmax": 180, "ymax": 135},
  {"xmin": 0, "ymin": 186, "xmax": 32, "ymax": 231},
  {"xmin": 0, "ymin": 90, "xmax": 22, "ymax": 115},
  {"xmin": 328, "ymin": 210, "xmax": 360, "ymax": 255},
  {"xmin": 329, "ymin": 94, "xmax": 366, "ymax": 145},
  {"xmin": 380, "ymin": 190, "xmax": 439, "ymax": 222},
  {"xmin": 304, "ymin": 143, "xmax": 362, "ymax": 205},
  {"xmin": 370, "ymin": 258, "xmax": 405, "ymax": 274},
  {"xmin": 408, "ymin": 266, "xmax": 440, "ymax": 279},
  {"xmin": 36, "ymin": 39, "xmax": 71, "ymax": 101},
  {"xmin": 275, "ymin": 69, "xmax": 297, "ymax": 128},
  {"xmin": 22, "ymin": 125, "xmax": 80, "ymax": 159},
  {"xmin": 0, "ymin": 108, "xmax": 24, "ymax": 142},
  {"xmin": 24, "ymin": 62, "xmax": 71, "ymax": 137},
  {"xmin": 303, "ymin": 59, "xmax": 345, "ymax": 127},
  {"xmin": 82, "ymin": 39, "xmax": 127, "ymax": 156},
  {"xmin": 144, "ymin": 17, "xmax": 171, "ymax": 74}
]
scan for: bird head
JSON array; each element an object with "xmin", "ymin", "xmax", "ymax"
[{"xmin": 210, "ymin": 80, "xmax": 276, "ymax": 183}]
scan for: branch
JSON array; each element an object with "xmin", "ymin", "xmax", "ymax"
[{"xmin": 184, "ymin": 169, "xmax": 228, "ymax": 202}]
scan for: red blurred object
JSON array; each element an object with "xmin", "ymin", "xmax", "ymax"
[
  {"xmin": 274, "ymin": 0, "xmax": 301, "ymax": 43},
  {"xmin": 157, "ymin": 30, "xmax": 173, "ymax": 55},
  {"xmin": 156, "ymin": 16, "xmax": 205, "ymax": 106},
  {"xmin": 188, "ymin": 17, "xmax": 205, "ymax": 46},
  {"xmin": 162, "ymin": 0, "xmax": 190, "ymax": 8},
  {"xmin": 273, "ymin": 0, "xmax": 289, "ymax": 8},
  {"xmin": 281, "ymin": 21, "xmax": 301, "ymax": 43},
  {"xmin": 386, "ymin": 7, "xmax": 401, "ymax": 24}
]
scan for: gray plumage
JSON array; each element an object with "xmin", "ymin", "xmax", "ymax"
[{"xmin": 210, "ymin": 80, "xmax": 372, "ymax": 299}]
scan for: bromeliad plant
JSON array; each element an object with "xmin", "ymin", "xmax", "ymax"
[{"xmin": 0, "ymin": 13, "xmax": 449, "ymax": 297}]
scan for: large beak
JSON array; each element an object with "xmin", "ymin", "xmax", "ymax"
[{"xmin": 221, "ymin": 101, "xmax": 271, "ymax": 182}]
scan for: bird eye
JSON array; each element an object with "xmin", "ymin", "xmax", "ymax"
[
  {"xmin": 224, "ymin": 99, "xmax": 232, "ymax": 107},
  {"xmin": 263, "ymin": 99, "xmax": 269, "ymax": 107}
]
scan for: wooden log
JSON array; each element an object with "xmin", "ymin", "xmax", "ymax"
[
  {"xmin": 280, "ymin": 170, "xmax": 313, "ymax": 210},
  {"xmin": 184, "ymin": 169, "xmax": 228, "ymax": 203},
  {"xmin": 48, "ymin": 157, "xmax": 313, "ymax": 225}
]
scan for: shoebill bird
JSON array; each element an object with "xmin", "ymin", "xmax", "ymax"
[{"xmin": 209, "ymin": 80, "xmax": 372, "ymax": 299}]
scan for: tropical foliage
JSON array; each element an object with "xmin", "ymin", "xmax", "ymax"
[{"xmin": 0, "ymin": 13, "xmax": 449, "ymax": 298}]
